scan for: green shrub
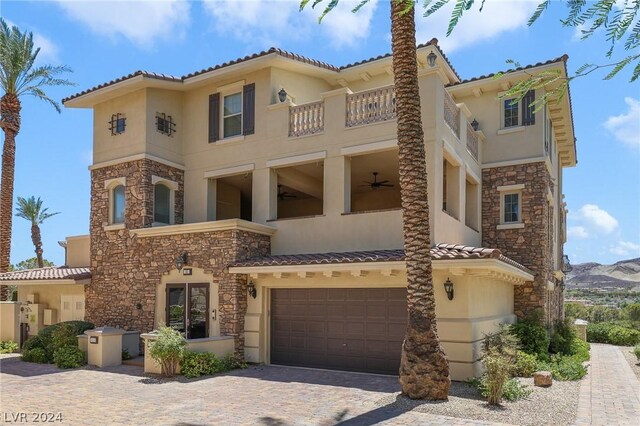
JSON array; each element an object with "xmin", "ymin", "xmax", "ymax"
[
  {"xmin": 537, "ymin": 354, "xmax": 587, "ymax": 381},
  {"xmin": 148, "ymin": 325, "xmax": 186, "ymax": 377},
  {"xmin": 0, "ymin": 340, "xmax": 19, "ymax": 354},
  {"xmin": 467, "ymin": 377, "xmax": 532, "ymax": 403},
  {"xmin": 22, "ymin": 347, "xmax": 48, "ymax": 363},
  {"xmin": 514, "ymin": 351, "xmax": 538, "ymax": 377},
  {"xmin": 483, "ymin": 348, "xmax": 511, "ymax": 405},
  {"xmin": 569, "ymin": 338, "xmax": 590, "ymax": 362},
  {"xmin": 549, "ymin": 320, "xmax": 576, "ymax": 355},
  {"xmin": 633, "ymin": 344, "xmax": 640, "ymax": 361},
  {"xmin": 181, "ymin": 351, "xmax": 221, "ymax": 378},
  {"xmin": 219, "ymin": 354, "xmax": 247, "ymax": 371},
  {"xmin": 22, "ymin": 335, "xmax": 45, "ymax": 351},
  {"xmin": 181, "ymin": 352, "xmax": 247, "ymax": 378},
  {"xmin": 38, "ymin": 321, "xmax": 94, "ymax": 362},
  {"xmin": 53, "ymin": 346, "xmax": 85, "ymax": 369},
  {"xmin": 511, "ymin": 310, "xmax": 549, "ymax": 359},
  {"xmin": 587, "ymin": 323, "xmax": 640, "ymax": 346},
  {"xmin": 122, "ymin": 349, "xmax": 133, "ymax": 360}
]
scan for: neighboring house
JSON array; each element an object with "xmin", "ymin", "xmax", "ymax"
[
  {"xmin": 0, "ymin": 40, "xmax": 576, "ymax": 380},
  {"xmin": 0, "ymin": 235, "xmax": 90, "ymax": 342}
]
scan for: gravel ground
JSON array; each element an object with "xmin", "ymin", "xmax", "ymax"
[
  {"xmin": 373, "ymin": 378, "xmax": 580, "ymax": 426},
  {"xmin": 619, "ymin": 345, "xmax": 640, "ymax": 380}
]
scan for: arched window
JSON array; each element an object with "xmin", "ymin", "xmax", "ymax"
[
  {"xmin": 112, "ymin": 185, "xmax": 125, "ymax": 224},
  {"xmin": 154, "ymin": 184, "xmax": 171, "ymax": 224}
]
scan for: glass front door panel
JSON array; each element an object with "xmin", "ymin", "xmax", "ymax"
[
  {"xmin": 167, "ymin": 286, "xmax": 186, "ymax": 335},
  {"xmin": 189, "ymin": 285, "xmax": 208, "ymax": 339},
  {"xmin": 166, "ymin": 283, "xmax": 209, "ymax": 339}
]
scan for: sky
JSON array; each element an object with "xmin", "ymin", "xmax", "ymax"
[{"xmin": 2, "ymin": 0, "xmax": 639, "ymax": 267}]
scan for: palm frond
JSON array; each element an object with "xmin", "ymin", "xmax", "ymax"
[
  {"xmin": 528, "ymin": 0, "xmax": 551, "ymax": 26},
  {"xmin": 15, "ymin": 196, "xmax": 59, "ymax": 225}
]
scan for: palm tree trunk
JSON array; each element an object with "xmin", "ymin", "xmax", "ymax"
[
  {"xmin": 31, "ymin": 223, "xmax": 44, "ymax": 268},
  {"xmin": 391, "ymin": 0, "xmax": 450, "ymax": 399},
  {"xmin": 0, "ymin": 93, "xmax": 21, "ymax": 300}
]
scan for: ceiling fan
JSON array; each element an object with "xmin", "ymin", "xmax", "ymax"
[
  {"xmin": 361, "ymin": 172, "xmax": 394, "ymax": 190},
  {"xmin": 277, "ymin": 184, "xmax": 297, "ymax": 200}
]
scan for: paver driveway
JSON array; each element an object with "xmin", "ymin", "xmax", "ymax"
[{"xmin": 0, "ymin": 355, "xmax": 493, "ymax": 426}]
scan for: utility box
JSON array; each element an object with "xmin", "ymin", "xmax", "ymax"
[
  {"xmin": 25, "ymin": 304, "xmax": 46, "ymax": 336},
  {"xmin": 43, "ymin": 309, "xmax": 57, "ymax": 326},
  {"xmin": 84, "ymin": 327, "xmax": 126, "ymax": 368}
]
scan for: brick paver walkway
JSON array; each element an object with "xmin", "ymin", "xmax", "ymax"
[
  {"xmin": 2, "ymin": 343, "xmax": 638, "ymax": 425},
  {"xmin": 0, "ymin": 356, "xmax": 495, "ymax": 425},
  {"xmin": 574, "ymin": 343, "xmax": 640, "ymax": 425}
]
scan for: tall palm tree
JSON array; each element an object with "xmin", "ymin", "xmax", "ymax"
[
  {"xmin": 0, "ymin": 18, "xmax": 73, "ymax": 299},
  {"xmin": 15, "ymin": 196, "xmax": 59, "ymax": 268},
  {"xmin": 301, "ymin": 0, "xmax": 450, "ymax": 399}
]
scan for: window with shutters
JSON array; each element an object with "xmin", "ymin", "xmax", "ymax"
[
  {"xmin": 500, "ymin": 90, "xmax": 535, "ymax": 129},
  {"xmin": 209, "ymin": 82, "xmax": 255, "ymax": 143}
]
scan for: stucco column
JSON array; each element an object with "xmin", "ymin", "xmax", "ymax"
[
  {"xmin": 252, "ymin": 168, "xmax": 276, "ymax": 223},
  {"xmin": 324, "ymin": 156, "xmax": 350, "ymax": 215}
]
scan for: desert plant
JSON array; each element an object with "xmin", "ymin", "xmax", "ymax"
[
  {"xmin": 52, "ymin": 346, "xmax": 85, "ymax": 369},
  {"xmin": 514, "ymin": 350, "xmax": 538, "ymax": 377},
  {"xmin": 483, "ymin": 348, "xmax": 512, "ymax": 405},
  {"xmin": 510, "ymin": 310, "xmax": 549, "ymax": 359},
  {"xmin": 569, "ymin": 338, "xmax": 590, "ymax": 362},
  {"xmin": 0, "ymin": 340, "xmax": 19, "ymax": 353},
  {"xmin": 148, "ymin": 325, "xmax": 186, "ymax": 377},
  {"xmin": 219, "ymin": 354, "xmax": 247, "ymax": 371},
  {"xmin": 549, "ymin": 319, "xmax": 576, "ymax": 355},
  {"xmin": 633, "ymin": 344, "xmax": 640, "ymax": 361},
  {"xmin": 181, "ymin": 351, "xmax": 247, "ymax": 378},
  {"xmin": 122, "ymin": 349, "xmax": 132, "ymax": 361},
  {"xmin": 21, "ymin": 347, "xmax": 48, "ymax": 363},
  {"xmin": 537, "ymin": 354, "xmax": 588, "ymax": 381}
]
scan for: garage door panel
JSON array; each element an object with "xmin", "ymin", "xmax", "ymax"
[{"xmin": 271, "ymin": 287, "xmax": 407, "ymax": 375}]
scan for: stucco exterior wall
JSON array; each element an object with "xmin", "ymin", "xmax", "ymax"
[
  {"xmin": 66, "ymin": 235, "xmax": 90, "ymax": 267},
  {"xmin": 17, "ymin": 284, "xmax": 84, "ymax": 317},
  {"xmin": 244, "ymin": 269, "xmax": 517, "ymax": 380}
]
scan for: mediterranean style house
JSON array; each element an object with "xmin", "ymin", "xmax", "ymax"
[{"xmin": 0, "ymin": 40, "xmax": 576, "ymax": 380}]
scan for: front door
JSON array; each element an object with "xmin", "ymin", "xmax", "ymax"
[{"xmin": 166, "ymin": 283, "xmax": 209, "ymax": 339}]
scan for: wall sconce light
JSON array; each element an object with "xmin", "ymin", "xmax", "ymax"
[
  {"xmin": 278, "ymin": 88, "xmax": 288, "ymax": 103},
  {"xmin": 247, "ymin": 281, "xmax": 257, "ymax": 299},
  {"xmin": 427, "ymin": 51, "xmax": 437, "ymax": 67},
  {"xmin": 444, "ymin": 278, "xmax": 454, "ymax": 301},
  {"xmin": 471, "ymin": 119, "xmax": 479, "ymax": 131},
  {"xmin": 175, "ymin": 252, "xmax": 188, "ymax": 271}
]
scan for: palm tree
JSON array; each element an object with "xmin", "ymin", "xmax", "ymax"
[
  {"xmin": 0, "ymin": 18, "xmax": 73, "ymax": 299},
  {"xmin": 15, "ymin": 196, "xmax": 59, "ymax": 268},
  {"xmin": 301, "ymin": 0, "xmax": 450, "ymax": 399}
]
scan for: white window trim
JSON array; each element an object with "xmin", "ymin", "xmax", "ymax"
[
  {"xmin": 498, "ymin": 184, "xmax": 524, "ymax": 227},
  {"xmin": 152, "ymin": 175, "xmax": 178, "ymax": 226},
  {"xmin": 220, "ymin": 85, "xmax": 243, "ymax": 140},
  {"xmin": 498, "ymin": 92, "xmax": 522, "ymax": 130},
  {"xmin": 105, "ymin": 177, "xmax": 126, "ymax": 227}
]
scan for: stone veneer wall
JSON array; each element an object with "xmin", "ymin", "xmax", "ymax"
[
  {"xmin": 482, "ymin": 162, "xmax": 562, "ymax": 323},
  {"xmin": 89, "ymin": 159, "xmax": 270, "ymax": 355}
]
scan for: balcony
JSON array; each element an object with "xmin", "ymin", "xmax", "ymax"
[
  {"xmin": 346, "ymin": 85, "xmax": 396, "ymax": 127},
  {"xmin": 289, "ymin": 101, "xmax": 324, "ymax": 137}
]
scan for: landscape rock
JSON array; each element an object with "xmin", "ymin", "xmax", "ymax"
[{"xmin": 533, "ymin": 371, "xmax": 553, "ymax": 387}]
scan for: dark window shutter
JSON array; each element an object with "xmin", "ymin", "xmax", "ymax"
[
  {"xmin": 209, "ymin": 93, "xmax": 220, "ymax": 143},
  {"xmin": 522, "ymin": 89, "xmax": 535, "ymax": 126},
  {"xmin": 243, "ymin": 83, "xmax": 255, "ymax": 136}
]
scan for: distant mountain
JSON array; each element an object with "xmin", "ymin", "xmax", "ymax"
[{"xmin": 566, "ymin": 258, "xmax": 640, "ymax": 290}]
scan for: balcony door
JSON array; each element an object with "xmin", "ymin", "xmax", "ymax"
[{"xmin": 166, "ymin": 283, "xmax": 209, "ymax": 339}]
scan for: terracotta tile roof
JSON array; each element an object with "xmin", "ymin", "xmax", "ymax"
[
  {"xmin": 0, "ymin": 267, "xmax": 91, "ymax": 281},
  {"xmin": 233, "ymin": 243, "xmax": 532, "ymax": 274},
  {"xmin": 341, "ymin": 38, "xmax": 461, "ymax": 81},
  {"xmin": 63, "ymin": 40, "xmax": 460, "ymax": 104},
  {"xmin": 62, "ymin": 71, "xmax": 181, "ymax": 103},
  {"xmin": 447, "ymin": 55, "xmax": 569, "ymax": 87}
]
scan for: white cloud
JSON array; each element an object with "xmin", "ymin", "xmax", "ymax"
[
  {"xmin": 610, "ymin": 240, "xmax": 640, "ymax": 257},
  {"xmin": 415, "ymin": 0, "xmax": 538, "ymax": 52},
  {"xmin": 567, "ymin": 226, "xmax": 589, "ymax": 239},
  {"xmin": 574, "ymin": 204, "xmax": 619, "ymax": 234},
  {"xmin": 201, "ymin": 0, "xmax": 377, "ymax": 48},
  {"xmin": 54, "ymin": 0, "xmax": 191, "ymax": 49},
  {"xmin": 5, "ymin": 19, "xmax": 59, "ymax": 63},
  {"xmin": 604, "ymin": 97, "xmax": 640, "ymax": 149}
]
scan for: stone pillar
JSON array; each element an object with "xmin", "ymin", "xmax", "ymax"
[
  {"xmin": 574, "ymin": 319, "xmax": 588, "ymax": 342},
  {"xmin": 84, "ymin": 327, "xmax": 126, "ymax": 368}
]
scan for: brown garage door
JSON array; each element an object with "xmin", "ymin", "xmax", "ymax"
[{"xmin": 270, "ymin": 288, "xmax": 407, "ymax": 375}]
